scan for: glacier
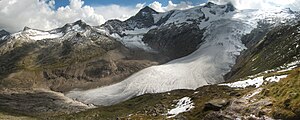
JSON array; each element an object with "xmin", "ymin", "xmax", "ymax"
[{"xmin": 67, "ymin": 6, "xmax": 296, "ymax": 106}]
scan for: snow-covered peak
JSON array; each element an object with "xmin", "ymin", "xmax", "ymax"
[
  {"xmin": 232, "ymin": 8, "xmax": 296, "ymax": 28},
  {"xmin": 8, "ymin": 27, "xmax": 63, "ymax": 41},
  {"xmin": 138, "ymin": 6, "xmax": 159, "ymax": 16},
  {"xmin": 59, "ymin": 20, "xmax": 92, "ymax": 33},
  {"xmin": 8, "ymin": 20, "xmax": 95, "ymax": 41},
  {"xmin": 153, "ymin": 2, "xmax": 236, "ymax": 27}
]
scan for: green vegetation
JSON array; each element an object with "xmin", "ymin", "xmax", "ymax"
[
  {"xmin": 50, "ymin": 86, "xmax": 243, "ymax": 120},
  {"xmin": 228, "ymin": 23, "xmax": 300, "ymax": 81},
  {"xmin": 261, "ymin": 68, "xmax": 300, "ymax": 119}
]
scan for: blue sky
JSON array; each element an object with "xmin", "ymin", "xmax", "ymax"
[{"xmin": 55, "ymin": 0, "xmax": 207, "ymax": 8}]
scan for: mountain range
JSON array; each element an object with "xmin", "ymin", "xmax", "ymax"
[{"xmin": 0, "ymin": 2, "xmax": 300, "ymax": 120}]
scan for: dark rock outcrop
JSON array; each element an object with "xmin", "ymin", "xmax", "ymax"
[
  {"xmin": 204, "ymin": 99, "xmax": 230, "ymax": 111},
  {"xmin": 142, "ymin": 24, "xmax": 205, "ymax": 59}
]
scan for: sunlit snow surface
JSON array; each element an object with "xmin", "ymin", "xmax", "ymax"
[
  {"xmin": 67, "ymin": 7, "xmax": 296, "ymax": 106},
  {"xmin": 24, "ymin": 29, "xmax": 63, "ymax": 40},
  {"xmin": 167, "ymin": 97, "xmax": 195, "ymax": 118},
  {"xmin": 220, "ymin": 75, "xmax": 288, "ymax": 88},
  {"xmin": 10, "ymin": 29, "xmax": 63, "ymax": 41}
]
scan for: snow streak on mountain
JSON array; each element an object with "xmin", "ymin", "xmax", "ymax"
[
  {"xmin": 208, "ymin": 0, "xmax": 300, "ymax": 11},
  {"xmin": 67, "ymin": 3, "xmax": 296, "ymax": 106}
]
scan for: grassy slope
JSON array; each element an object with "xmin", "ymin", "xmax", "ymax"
[
  {"xmin": 261, "ymin": 68, "xmax": 300, "ymax": 119},
  {"xmin": 50, "ymin": 86, "xmax": 244, "ymax": 120},
  {"xmin": 228, "ymin": 23, "xmax": 300, "ymax": 81}
]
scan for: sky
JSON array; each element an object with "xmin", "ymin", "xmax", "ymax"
[
  {"xmin": 54, "ymin": 0, "xmax": 206, "ymax": 8},
  {"xmin": 0, "ymin": 0, "xmax": 299, "ymax": 33}
]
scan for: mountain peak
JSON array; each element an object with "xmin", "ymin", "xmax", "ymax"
[
  {"xmin": 138, "ymin": 6, "xmax": 158, "ymax": 15},
  {"xmin": 0, "ymin": 29, "xmax": 9, "ymax": 38},
  {"xmin": 203, "ymin": 2, "xmax": 236, "ymax": 12},
  {"xmin": 73, "ymin": 20, "xmax": 86, "ymax": 26},
  {"xmin": 225, "ymin": 2, "xmax": 236, "ymax": 12},
  {"xmin": 23, "ymin": 26, "xmax": 31, "ymax": 31},
  {"xmin": 204, "ymin": 2, "xmax": 217, "ymax": 8},
  {"xmin": 0, "ymin": 29, "xmax": 9, "ymax": 34},
  {"xmin": 124, "ymin": 6, "xmax": 158, "ymax": 28}
]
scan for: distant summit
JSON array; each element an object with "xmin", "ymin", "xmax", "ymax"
[
  {"xmin": 0, "ymin": 29, "xmax": 9, "ymax": 40},
  {"xmin": 126, "ymin": 6, "xmax": 159, "ymax": 28}
]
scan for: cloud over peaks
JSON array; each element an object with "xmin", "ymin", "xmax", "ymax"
[{"xmin": 0, "ymin": 0, "xmax": 105, "ymax": 32}]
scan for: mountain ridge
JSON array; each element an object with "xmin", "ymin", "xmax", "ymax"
[{"xmin": 0, "ymin": 2, "xmax": 300, "ymax": 119}]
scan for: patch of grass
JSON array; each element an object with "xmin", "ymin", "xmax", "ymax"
[
  {"xmin": 260, "ymin": 68, "xmax": 300, "ymax": 119},
  {"xmin": 50, "ymin": 85, "xmax": 243, "ymax": 120}
]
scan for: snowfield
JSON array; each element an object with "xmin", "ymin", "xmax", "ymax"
[
  {"xmin": 66, "ymin": 5, "xmax": 296, "ymax": 106},
  {"xmin": 24, "ymin": 29, "xmax": 63, "ymax": 40}
]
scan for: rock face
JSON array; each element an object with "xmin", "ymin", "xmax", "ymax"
[
  {"xmin": 0, "ymin": 30, "xmax": 9, "ymax": 38},
  {"xmin": 0, "ymin": 20, "xmax": 164, "ymax": 92},
  {"xmin": 142, "ymin": 23, "xmax": 205, "ymax": 59},
  {"xmin": 0, "ymin": 89, "xmax": 90, "ymax": 117},
  {"xmin": 99, "ymin": 3, "xmax": 236, "ymax": 59},
  {"xmin": 204, "ymin": 99, "xmax": 230, "ymax": 111},
  {"xmin": 0, "ymin": 30, "xmax": 9, "ymax": 44}
]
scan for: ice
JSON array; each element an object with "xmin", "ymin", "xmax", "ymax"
[
  {"xmin": 66, "ymin": 6, "xmax": 296, "ymax": 106},
  {"xmin": 120, "ymin": 35, "xmax": 152, "ymax": 51},
  {"xmin": 67, "ymin": 19, "xmax": 252, "ymax": 106},
  {"xmin": 110, "ymin": 27, "xmax": 155, "ymax": 51}
]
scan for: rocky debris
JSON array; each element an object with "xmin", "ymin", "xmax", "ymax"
[
  {"xmin": 204, "ymin": 99, "xmax": 230, "ymax": 111},
  {"xmin": 204, "ymin": 89, "xmax": 274, "ymax": 119},
  {"xmin": 143, "ymin": 103, "xmax": 168, "ymax": 117},
  {"xmin": 0, "ymin": 89, "xmax": 90, "ymax": 117}
]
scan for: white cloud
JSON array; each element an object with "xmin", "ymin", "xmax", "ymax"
[
  {"xmin": 0, "ymin": 0, "xmax": 105, "ymax": 33},
  {"xmin": 149, "ymin": 1, "xmax": 194, "ymax": 12},
  {"xmin": 208, "ymin": 0, "xmax": 300, "ymax": 11},
  {"xmin": 94, "ymin": 3, "xmax": 145, "ymax": 21},
  {"xmin": 0, "ymin": 0, "xmax": 200, "ymax": 33}
]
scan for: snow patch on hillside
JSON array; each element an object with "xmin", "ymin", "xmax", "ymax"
[
  {"xmin": 1, "ymin": 35, "xmax": 7, "ymax": 40},
  {"xmin": 10, "ymin": 29, "xmax": 63, "ymax": 41},
  {"xmin": 167, "ymin": 97, "xmax": 194, "ymax": 118},
  {"xmin": 25, "ymin": 29, "xmax": 63, "ymax": 40},
  {"xmin": 220, "ymin": 75, "xmax": 288, "ymax": 88}
]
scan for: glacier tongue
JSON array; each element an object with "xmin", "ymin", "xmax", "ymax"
[{"xmin": 66, "ymin": 9, "xmax": 296, "ymax": 106}]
